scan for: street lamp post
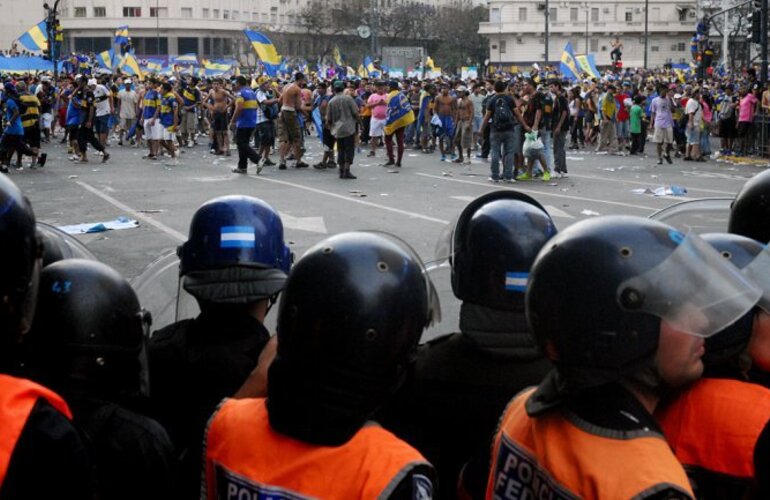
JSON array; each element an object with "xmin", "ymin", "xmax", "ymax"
[
  {"xmin": 545, "ymin": 0, "xmax": 550, "ymax": 64},
  {"xmin": 156, "ymin": 0, "xmax": 160, "ymax": 56},
  {"xmin": 643, "ymin": 0, "xmax": 649, "ymax": 68},
  {"xmin": 585, "ymin": 3, "xmax": 589, "ymax": 54}
]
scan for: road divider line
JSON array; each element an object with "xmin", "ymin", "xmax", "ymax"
[
  {"xmin": 566, "ymin": 173, "xmax": 736, "ymax": 195},
  {"xmin": 416, "ymin": 173, "xmax": 660, "ymax": 211},
  {"xmin": 248, "ymin": 175, "xmax": 449, "ymax": 225},
  {"xmin": 75, "ymin": 181, "xmax": 187, "ymax": 242}
]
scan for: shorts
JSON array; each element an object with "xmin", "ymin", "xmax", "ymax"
[
  {"xmin": 369, "ymin": 117, "xmax": 386, "ymax": 138},
  {"xmin": 120, "ymin": 117, "xmax": 136, "ymax": 130},
  {"xmin": 278, "ymin": 110, "xmax": 301, "ymax": 143},
  {"xmin": 23, "ymin": 126, "xmax": 40, "ymax": 149},
  {"xmin": 212, "ymin": 111, "xmax": 228, "ymax": 132},
  {"xmin": 94, "ymin": 114, "xmax": 110, "ymax": 134},
  {"xmin": 40, "ymin": 113, "xmax": 53, "ymax": 129},
  {"xmin": 653, "ymin": 126, "xmax": 674, "ymax": 144},
  {"xmin": 143, "ymin": 120, "xmax": 163, "ymax": 141},
  {"xmin": 181, "ymin": 111, "xmax": 198, "ymax": 134},
  {"xmin": 472, "ymin": 116, "xmax": 482, "ymax": 134},
  {"xmin": 615, "ymin": 120, "xmax": 629, "ymax": 139},
  {"xmin": 686, "ymin": 127, "xmax": 700, "ymax": 145},
  {"xmin": 719, "ymin": 118, "xmax": 736, "ymax": 138},
  {"xmin": 454, "ymin": 120, "xmax": 473, "ymax": 149},
  {"xmin": 254, "ymin": 121, "xmax": 273, "ymax": 148},
  {"xmin": 67, "ymin": 124, "xmax": 79, "ymax": 140},
  {"xmin": 322, "ymin": 126, "xmax": 336, "ymax": 151},
  {"xmin": 439, "ymin": 115, "xmax": 455, "ymax": 138},
  {"xmin": 161, "ymin": 127, "xmax": 176, "ymax": 142}
]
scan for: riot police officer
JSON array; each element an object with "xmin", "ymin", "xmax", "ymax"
[
  {"xmin": 203, "ymin": 231, "xmax": 440, "ymax": 499},
  {"xmin": 148, "ymin": 195, "xmax": 291, "ymax": 496},
  {"xmin": 0, "ymin": 174, "xmax": 92, "ymax": 497},
  {"xmin": 382, "ymin": 190, "xmax": 556, "ymax": 499},
  {"xmin": 486, "ymin": 216, "xmax": 761, "ymax": 499},
  {"xmin": 729, "ymin": 169, "xmax": 770, "ymax": 244},
  {"xmin": 24, "ymin": 259, "xmax": 176, "ymax": 499}
]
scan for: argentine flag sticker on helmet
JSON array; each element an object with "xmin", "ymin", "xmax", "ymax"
[
  {"xmin": 220, "ymin": 226, "xmax": 256, "ymax": 248},
  {"xmin": 505, "ymin": 272, "xmax": 528, "ymax": 292}
]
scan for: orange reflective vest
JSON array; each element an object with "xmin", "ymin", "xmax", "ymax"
[
  {"xmin": 0, "ymin": 374, "xmax": 72, "ymax": 487},
  {"xmin": 656, "ymin": 377, "xmax": 770, "ymax": 479},
  {"xmin": 204, "ymin": 397, "xmax": 432, "ymax": 500},
  {"xmin": 486, "ymin": 388, "xmax": 694, "ymax": 500}
]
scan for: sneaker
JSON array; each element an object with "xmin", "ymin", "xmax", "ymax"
[
  {"xmin": 188, "ymin": 141, "xmax": 194, "ymax": 148},
  {"xmin": 516, "ymin": 173, "xmax": 532, "ymax": 181},
  {"xmin": 0, "ymin": 165, "xmax": 7, "ymax": 173},
  {"xmin": 452, "ymin": 158, "xmax": 463, "ymax": 164},
  {"xmin": 278, "ymin": 163, "xmax": 287, "ymax": 170},
  {"xmin": 295, "ymin": 162, "xmax": 309, "ymax": 169},
  {"xmin": 165, "ymin": 158, "xmax": 179, "ymax": 166},
  {"xmin": 383, "ymin": 160, "xmax": 395, "ymax": 166},
  {"xmin": 366, "ymin": 151, "xmax": 375, "ymax": 157},
  {"xmin": 487, "ymin": 177, "xmax": 500, "ymax": 183},
  {"xmin": 665, "ymin": 154, "xmax": 673, "ymax": 164},
  {"xmin": 118, "ymin": 141, "xmax": 124, "ymax": 147},
  {"xmin": 232, "ymin": 167, "xmax": 247, "ymax": 174},
  {"xmin": 37, "ymin": 153, "xmax": 47, "ymax": 167},
  {"xmin": 262, "ymin": 158, "xmax": 275, "ymax": 166},
  {"xmin": 313, "ymin": 162, "xmax": 327, "ymax": 170},
  {"xmin": 450, "ymin": 154, "xmax": 457, "ymax": 160},
  {"xmin": 541, "ymin": 171, "xmax": 551, "ymax": 182},
  {"xmin": 463, "ymin": 159, "xmax": 471, "ymax": 165},
  {"xmin": 440, "ymin": 155, "xmax": 447, "ymax": 162},
  {"xmin": 503, "ymin": 178, "xmax": 516, "ymax": 184},
  {"xmin": 326, "ymin": 162, "xmax": 337, "ymax": 169},
  {"xmin": 657, "ymin": 158, "xmax": 663, "ymax": 165},
  {"xmin": 559, "ymin": 172, "xmax": 569, "ymax": 178},
  {"xmin": 102, "ymin": 153, "xmax": 110, "ymax": 163},
  {"xmin": 142, "ymin": 154, "xmax": 156, "ymax": 160}
]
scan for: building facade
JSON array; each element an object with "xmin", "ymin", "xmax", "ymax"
[
  {"xmin": 479, "ymin": 0, "xmax": 699, "ymax": 68},
  {"xmin": 1, "ymin": 0, "xmax": 48, "ymax": 53}
]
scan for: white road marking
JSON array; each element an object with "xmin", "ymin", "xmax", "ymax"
[
  {"xmin": 543, "ymin": 205, "xmax": 575, "ymax": 219},
  {"xmin": 247, "ymin": 175, "xmax": 449, "ymax": 225},
  {"xmin": 451, "ymin": 196, "xmax": 475, "ymax": 202},
  {"xmin": 567, "ymin": 172, "xmax": 736, "ymax": 195},
  {"xmin": 416, "ymin": 173, "xmax": 659, "ymax": 211},
  {"xmin": 75, "ymin": 181, "xmax": 187, "ymax": 242},
  {"xmin": 279, "ymin": 212, "xmax": 328, "ymax": 234}
]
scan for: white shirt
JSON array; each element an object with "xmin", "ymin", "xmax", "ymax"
[
  {"xmin": 685, "ymin": 98, "xmax": 703, "ymax": 128},
  {"xmin": 94, "ymin": 85, "xmax": 111, "ymax": 117},
  {"xmin": 118, "ymin": 89, "xmax": 138, "ymax": 119}
]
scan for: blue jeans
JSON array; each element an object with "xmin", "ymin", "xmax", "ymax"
[
  {"xmin": 538, "ymin": 130, "xmax": 554, "ymax": 173},
  {"xmin": 404, "ymin": 122, "xmax": 416, "ymax": 144},
  {"xmin": 490, "ymin": 129, "xmax": 516, "ymax": 180}
]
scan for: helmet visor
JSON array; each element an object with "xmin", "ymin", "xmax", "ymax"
[
  {"xmin": 617, "ymin": 231, "xmax": 761, "ymax": 337},
  {"xmin": 431, "ymin": 215, "xmax": 458, "ymax": 269},
  {"xmin": 741, "ymin": 245, "xmax": 770, "ymax": 313}
]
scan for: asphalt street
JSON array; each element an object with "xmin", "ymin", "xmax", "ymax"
[{"xmin": 9, "ymin": 135, "xmax": 766, "ymax": 339}]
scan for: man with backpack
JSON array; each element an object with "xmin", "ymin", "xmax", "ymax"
[
  {"xmin": 255, "ymin": 78, "xmax": 280, "ymax": 168},
  {"xmin": 479, "ymin": 80, "xmax": 524, "ymax": 183}
]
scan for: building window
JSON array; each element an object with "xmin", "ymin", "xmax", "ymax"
[
  {"xmin": 570, "ymin": 8, "xmax": 578, "ymax": 21},
  {"xmin": 150, "ymin": 7, "xmax": 168, "ymax": 17},
  {"xmin": 490, "ymin": 7, "xmax": 501, "ymax": 23},
  {"xmin": 677, "ymin": 42, "xmax": 686, "ymax": 51},
  {"xmin": 93, "ymin": 7, "xmax": 106, "ymax": 17},
  {"xmin": 519, "ymin": 7, "xmax": 527, "ymax": 21},
  {"xmin": 549, "ymin": 8, "xmax": 557, "ymax": 21},
  {"xmin": 270, "ymin": 13, "xmax": 277, "ymax": 22},
  {"xmin": 678, "ymin": 8, "xmax": 688, "ymax": 21},
  {"xmin": 202, "ymin": 8, "xmax": 209, "ymax": 18},
  {"xmin": 591, "ymin": 7, "xmax": 599, "ymax": 21},
  {"xmin": 178, "ymin": 37, "xmax": 198, "ymax": 54},
  {"xmin": 625, "ymin": 10, "xmax": 633, "ymax": 22},
  {"xmin": 213, "ymin": 9, "xmax": 220, "ymax": 18},
  {"xmin": 232, "ymin": 11, "xmax": 239, "ymax": 20},
  {"xmin": 181, "ymin": 7, "xmax": 193, "ymax": 18},
  {"xmin": 651, "ymin": 7, "xmax": 660, "ymax": 20},
  {"xmin": 651, "ymin": 46, "xmax": 659, "ymax": 52},
  {"xmin": 252, "ymin": 12, "xmax": 258, "ymax": 20},
  {"xmin": 74, "ymin": 7, "xmax": 87, "ymax": 17},
  {"xmin": 500, "ymin": 40, "xmax": 507, "ymax": 53},
  {"xmin": 590, "ymin": 38, "xmax": 599, "ymax": 52},
  {"xmin": 223, "ymin": 10, "xmax": 230, "ymax": 19},
  {"xmin": 123, "ymin": 7, "xmax": 141, "ymax": 17},
  {"xmin": 74, "ymin": 37, "xmax": 112, "ymax": 52}
]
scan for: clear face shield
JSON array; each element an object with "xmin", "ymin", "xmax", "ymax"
[
  {"xmin": 740, "ymin": 245, "xmax": 770, "ymax": 313},
  {"xmin": 617, "ymin": 232, "xmax": 762, "ymax": 338}
]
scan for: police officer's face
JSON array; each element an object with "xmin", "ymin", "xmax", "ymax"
[
  {"xmin": 656, "ymin": 321, "xmax": 705, "ymax": 387},
  {"xmin": 749, "ymin": 310, "xmax": 770, "ymax": 372}
]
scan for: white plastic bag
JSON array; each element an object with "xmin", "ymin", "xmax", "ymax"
[{"xmin": 523, "ymin": 131, "xmax": 544, "ymax": 157}]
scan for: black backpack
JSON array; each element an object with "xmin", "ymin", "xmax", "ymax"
[{"xmin": 492, "ymin": 96, "xmax": 515, "ymax": 131}]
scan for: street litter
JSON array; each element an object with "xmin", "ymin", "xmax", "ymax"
[
  {"xmin": 566, "ymin": 157, "xmax": 584, "ymax": 161},
  {"xmin": 580, "ymin": 210, "xmax": 600, "ymax": 216},
  {"xmin": 631, "ymin": 185, "xmax": 687, "ymax": 196},
  {"xmin": 386, "ymin": 170, "xmax": 399, "ymax": 173},
  {"xmin": 442, "ymin": 171, "xmax": 453, "ymax": 177},
  {"xmin": 68, "ymin": 175, "xmax": 78, "ymax": 179},
  {"xmin": 138, "ymin": 209, "xmax": 165, "ymax": 214},
  {"xmin": 57, "ymin": 216, "xmax": 139, "ymax": 235}
]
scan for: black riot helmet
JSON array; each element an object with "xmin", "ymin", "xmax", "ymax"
[
  {"xmin": 446, "ymin": 191, "xmax": 557, "ymax": 312},
  {"xmin": 267, "ymin": 231, "xmax": 440, "ymax": 446},
  {"xmin": 729, "ymin": 170, "xmax": 770, "ymax": 243},
  {"xmin": 26, "ymin": 259, "xmax": 151, "ymax": 400},
  {"xmin": 702, "ymin": 233, "xmax": 770, "ymax": 370},
  {"xmin": 0, "ymin": 174, "xmax": 41, "ymax": 341},
  {"xmin": 526, "ymin": 216, "xmax": 760, "ymax": 391}
]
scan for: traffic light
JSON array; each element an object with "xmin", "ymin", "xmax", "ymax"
[
  {"xmin": 54, "ymin": 21, "xmax": 63, "ymax": 43},
  {"xmin": 751, "ymin": 11, "xmax": 762, "ymax": 44}
]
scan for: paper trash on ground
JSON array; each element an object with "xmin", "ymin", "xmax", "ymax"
[
  {"xmin": 57, "ymin": 217, "xmax": 139, "ymax": 234},
  {"xmin": 631, "ymin": 185, "xmax": 687, "ymax": 196}
]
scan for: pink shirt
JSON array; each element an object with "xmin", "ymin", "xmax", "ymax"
[
  {"xmin": 701, "ymin": 99, "xmax": 712, "ymax": 124},
  {"xmin": 739, "ymin": 93, "xmax": 758, "ymax": 123},
  {"xmin": 368, "ymin": 93, "xmax": 388, "ymax": 120}
]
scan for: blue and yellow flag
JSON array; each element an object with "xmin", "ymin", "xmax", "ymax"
[
  {"xmin": 114, "ymin": 26, "xmax": 129, "ymax": 45},
  {"xmin": 385, "ymin": 90, "xmax": 415, "ymax": 135},
  {"xmin": 333, "ymin": 45, "xmax": 344, "ymax": 66},
  {"xmin": 203, "ymin": 59, "xmax": 233, "ymax": 76},
  {"xmin": 364, "ymin": 56, "xmax": 380, "ymax": 78},
  {"xmin": 17, "ymin": 21, "xmax": 48, "ymax": 52},
  {"xmin": 172, "ymin": 54, "xmax": 198, "ymax": 66},
  {"xmin": 559, "ymin": 42, "xmax": 580, "ymax": 81},
  {"xmin": 244, "ymin": 30, "xmax": 281, "ymax": 77},
  {"xmin": 575, "ymin": 54, "xmax": 599, "ymax": 78},
  {"xmin": 97, "ymin": 49, "xmax": 115, "ymax": 70},
  {"xmin": 417, "ymin": 90, "xmax": 433, "ymax": 126},
  {"xmin": 120, "ymin": 53, "xmax": 144, "ymax": 80},
  {"xmin": 426, "ymin": 56, "xmax": 435, "ymax": 71},
  {"xmin": 144, "ymin": 58, "xmax": 165, "ymax": 73}
]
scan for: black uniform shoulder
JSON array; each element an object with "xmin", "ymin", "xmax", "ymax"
[
  {"xmin": 383, "ymin": 463, "xmax": 436, "ymax": 500},
  {"xmin": 1, "ymin": 398, "xmax": 94, "ymax": 500}
]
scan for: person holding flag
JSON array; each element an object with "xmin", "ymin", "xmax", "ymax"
[{"xmin": 383, "ymin": 80, "xmax": 414, "ymax": 168}]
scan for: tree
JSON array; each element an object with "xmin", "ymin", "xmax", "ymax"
[
  {"xmin": 429, "ymin": 5, "xmax": 489, "ymax": 73},
  {"xmin": 298, "ymin": 0, "xmax": 369, "ymax": 60}
]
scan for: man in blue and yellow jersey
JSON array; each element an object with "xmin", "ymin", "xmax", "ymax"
[
  {"xmin": 230, "ymin": 76, "xmax": 262, "ymax": 175},
  {"xmin": 159, "ymin": 81, "xmax": 179, "ymax": 166},
  {"xmin": 140, "ymin": 79, "xmax": 162, "ymax": 160}
]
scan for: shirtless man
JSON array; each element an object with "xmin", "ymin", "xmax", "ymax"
[
  {"xmin": 610, "ymin": 37, "xmax": 623, "ymax": 63},
  {"xmin": 453, "ymin": 87, "xmax": 474, "ymax": 165},
  {"xmin": 434, "ymin": 85, "xmax": 457, "ymax": 161},
  {"xmin": 278, "ymin": 72, "xmax": 310, "ymax": 169},
  {"xmin": 206, "ymin": 79, "xmax": 232, "ymax": 156}
]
